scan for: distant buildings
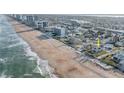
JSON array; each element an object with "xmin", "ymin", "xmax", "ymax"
[
  {"xmin": 20, "ymin": 15, "xmax": 27, "ymax": 24},
  {"xmin": 26, "ymin": 15, "xmax": 35, "ymax": 26}
]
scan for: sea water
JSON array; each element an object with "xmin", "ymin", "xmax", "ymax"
[{"xmin": 0, "ymin": 15, "xmax": 54, "ymax": 78}]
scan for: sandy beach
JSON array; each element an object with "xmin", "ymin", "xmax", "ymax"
[{"xmin": 7, "ymin": 17, "xmax": 124, "ymax": 78}]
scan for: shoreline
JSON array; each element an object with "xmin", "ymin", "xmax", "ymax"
[
  {"xmin": 9, "ymin": 21, "xmax": 56, "ymax": 78},
  {"xmin": 0, "ymin": 16, "xmax": 55, "ymax": 78},
  {"xmin": 23, "ymin": 39, "xmax": 56, "ymax": 78}
]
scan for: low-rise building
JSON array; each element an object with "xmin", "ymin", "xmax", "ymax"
[
  {"xmin": 104, "ymin": 44, "xmax": 113, "ymax": 51},
  {"xmin": 117, "ymin": 63, "xmax": 124, "ymax": 72},
  {"xmin": 116, "ymin": 60, "xmax": 124, "ymax": 72},
  {"xmin": 115, "ymin": 41, "xmax": 124, "ymax": 47},
  {"xmin": 113, "ymin": 51, "xmax": 124, "ymax": 63},
  {"xmin": 91, "ymin": 47, "xmax": 102, "ymax": 53}
]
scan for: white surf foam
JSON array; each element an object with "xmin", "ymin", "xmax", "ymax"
[
  {"xmin": 0, "ymin": 58, "xmax": 4, "ymax": 62},
  {"xmin": 24, "ymin": 46, "xmax": 56, "ymax": 77},
  {"xmin": 21, "ymin": 38, "xmax": 56, "ymax": 77}
]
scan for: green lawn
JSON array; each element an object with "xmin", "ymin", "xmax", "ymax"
[
  {"xmin": 94, "ymin": 50, "xmax": 107, "ymax": 57},
  {"xmin": 86, "ymin": 50, "xmax": 107, "ymax": 58},
  {"xmin": 100, "ymin": 57, "xmax": 117, "ymax": 67}
]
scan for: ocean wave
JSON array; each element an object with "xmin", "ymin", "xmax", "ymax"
[
  {"xmin": 24, "ymin": 46, "xmax": 56, "ymax": 77},
  {"xmin": 22, "ymin": 38, "xmax": 56, "ymax": 77},
  {"xmin": 0, "ymin": 58, "xmax": 4, "ymax": 62},
  {"xmin": 0, "ymin": 58, "xmax": 7, "ymax": 63},
  {"xmin": 6, "ymin": 42, "xmax": 26, "ymax": 48}
]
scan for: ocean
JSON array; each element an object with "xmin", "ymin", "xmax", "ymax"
[{"xmin": 0, "ymin": 15, "xmax": 54, "ymax": 78}]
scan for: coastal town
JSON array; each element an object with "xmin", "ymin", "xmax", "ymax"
[{"xmin": 2, "ymin": 14, "xmax": 124, "ymax": 77}]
